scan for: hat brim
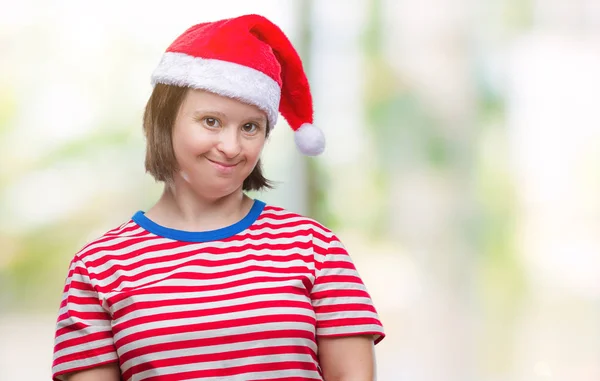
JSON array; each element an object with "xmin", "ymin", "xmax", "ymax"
[{"xmin": 151, "ymin": 52, "xmax": 280, "ymax": 128}]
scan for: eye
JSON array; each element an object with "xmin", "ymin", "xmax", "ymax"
[
  {"xmin": 203, "ymin": 117, "xmax": 221, "ymax": 128},
  {"xmin": 242, "ymin": 123, "xmax": 258, "ymax": 134}
]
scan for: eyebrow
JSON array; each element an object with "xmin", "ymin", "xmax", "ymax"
[
  {"xmin": 248, "ymin": 115, "xmax": 268, "ymax": 124},
  {"xmin": 193, "ymin": 110, "xmax": 267, "ymax": 124},
  {"xmin": 193, "ymin": 110, "xmax": 228, "ymax": 119}
]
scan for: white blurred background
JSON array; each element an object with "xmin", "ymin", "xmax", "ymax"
[{"xmin": 1, "ymin": 0, "xmax": 599, "ymax": 380}]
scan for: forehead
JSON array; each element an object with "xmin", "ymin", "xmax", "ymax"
[{"xmin": 182, "ymin": 89, "xmax": 267, "ymax": 121}]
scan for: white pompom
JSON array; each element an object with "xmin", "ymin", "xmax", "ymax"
[{"xmin": 294, "ymin": 123, "xmax": 326, "ymax": 156}]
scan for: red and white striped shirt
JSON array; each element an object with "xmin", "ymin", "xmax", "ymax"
[{"xmin": 52, "ymin": 200, "xmax": 385, "ymax": 380}]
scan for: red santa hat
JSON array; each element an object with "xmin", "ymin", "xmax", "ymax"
[{"xmin": 151, "ymin": 14, "xmax": 325, "ymax": 156}]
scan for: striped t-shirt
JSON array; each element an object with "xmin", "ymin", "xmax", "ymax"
[{"xmin": 52, "ymin": 200, "xmax": 385, "ymax": 381}]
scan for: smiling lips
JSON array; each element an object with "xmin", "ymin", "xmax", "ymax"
[{"xmin": 206, "ymin": 157, "xmax": 239, "ymax": 173}]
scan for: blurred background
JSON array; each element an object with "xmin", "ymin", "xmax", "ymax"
[{"xmin": 1, "ymin": 0, "xmax": 599, "ymax": 380}]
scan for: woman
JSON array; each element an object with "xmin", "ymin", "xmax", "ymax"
[{"xmin": 52, "ymin": 14, "xmax": 385, "ymax": 381}]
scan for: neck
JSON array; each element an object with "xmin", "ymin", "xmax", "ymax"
[{"xmin": 144, "ymin": 177, "xmax": 253, "ymax": 232}]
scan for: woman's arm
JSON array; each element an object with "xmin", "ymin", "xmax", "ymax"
[
  {"xmin": 317, "ymin": 335, "xmax": 376, "ymax": 381},
  {"xmin": 64, "ymin": 362, "xmax": 121, "ymax": 381}
]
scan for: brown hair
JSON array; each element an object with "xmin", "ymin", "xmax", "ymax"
[{"xmin": 143, "ymin": 84, "xmax": 273, "ymax": 191}]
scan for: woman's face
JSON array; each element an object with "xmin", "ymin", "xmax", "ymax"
[{"xmin": 171, "ymin": 89, "xmax": 268, "ymax": 198}]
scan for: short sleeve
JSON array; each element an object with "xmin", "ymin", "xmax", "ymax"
[
  {"xmin": 311, "ymin": 234, "xmax": 385, "ymax": 344},
  {"xmin": 52, "ymin": 258, "xmax": 118, "ymax": 380}
]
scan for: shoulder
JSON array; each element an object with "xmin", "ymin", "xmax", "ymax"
[
  {"xmin": 257, "ymin": 203, "xmax": 339, "ymax": 244},
  {"xmin": 71, "ymin": 215, "xmax": 153, "ymax": 266}
]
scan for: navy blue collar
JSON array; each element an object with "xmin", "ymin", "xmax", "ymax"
[{"xmin": 132, "ymin": 199, "xmax": 266, "ymax": 242}]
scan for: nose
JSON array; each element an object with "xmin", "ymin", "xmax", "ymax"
[{"xmin": 217, "ymin": 126, "xmax": 242, "ymax": 159}]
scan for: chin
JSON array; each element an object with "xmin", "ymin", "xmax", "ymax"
[{"xmin": 200, "ymin": 181, "xmax": 245, "ymax": 200}]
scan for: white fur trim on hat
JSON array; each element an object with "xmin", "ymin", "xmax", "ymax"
[
  {"xmin": 151, "ymin": 52, "xmax": 281, "ymax": 128},
  {"xmin": 294, "ymin": 123, "xmax": 325, "ymax": 156}
]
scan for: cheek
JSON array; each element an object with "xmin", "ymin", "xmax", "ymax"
[
  {"xmin": 171, "ymin": 138, "xmax": 190, "ymax": 166},
  {"xmin": 245, "ymin": 138, "xmax": 266, "ymax": 162},
  {"xmin": 173, "ymin": 128, "xmax": 210, "ymax": 159}
]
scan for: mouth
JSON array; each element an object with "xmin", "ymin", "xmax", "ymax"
[
  {"xmin": 206, "ymin": 158, "xmax": 238, "ymax": 167},
  {"xmin": 205, "ymin": 157, "xmax": 240, "ymax": 173}
]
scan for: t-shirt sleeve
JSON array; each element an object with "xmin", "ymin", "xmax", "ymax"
[
  {"xmin": 52, "ymin": 257, "xmax": 118, "ymax": 380},
  {"xmin": 311, "ymin": 233, "xmax": 385, "ymax": 344}
]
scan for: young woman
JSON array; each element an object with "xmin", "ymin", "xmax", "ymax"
[{"xmin": 52, "ymin": 14, "xmax": 385, "ymax": 381}]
